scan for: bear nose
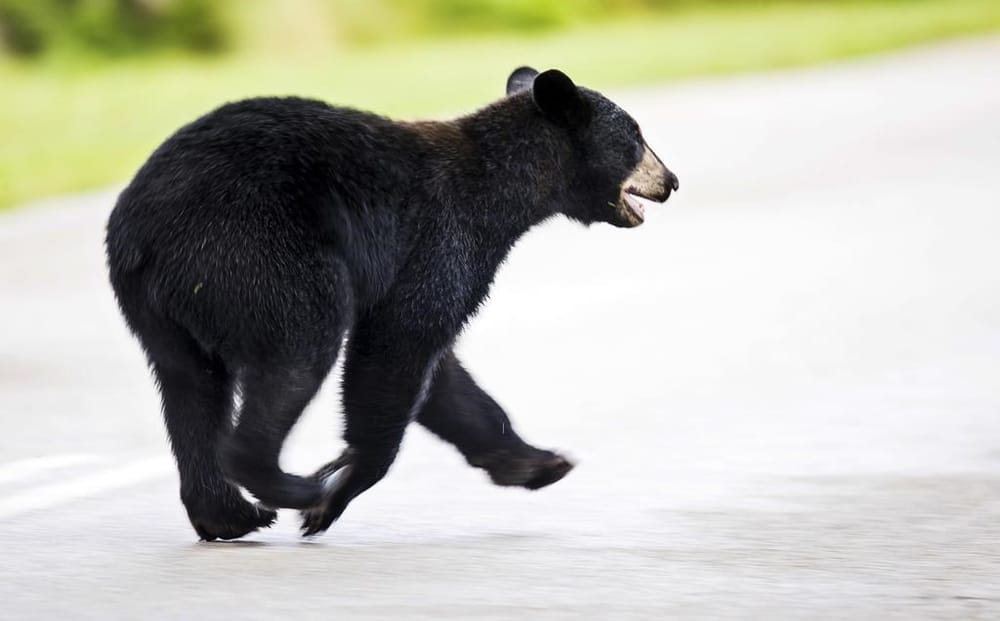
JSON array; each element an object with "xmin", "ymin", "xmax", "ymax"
[{"xmin": 667, "ymin": 170, "xmax": 679, "ymax": 192}]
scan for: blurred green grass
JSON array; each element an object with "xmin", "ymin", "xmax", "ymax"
[{"xmin": 2, "ymin": 0, "xmax": 1000, "ymax": 210}]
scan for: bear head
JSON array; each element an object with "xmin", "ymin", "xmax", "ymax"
[{"xmin": 506, "ymin": 66, "xmax": 678, "ymax": 228}]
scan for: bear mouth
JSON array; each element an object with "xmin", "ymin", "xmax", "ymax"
[
  {"xmin": 615, "ymin": 144, "xmax": 678, "ymax": 227},
  {"xmin": 620, "ymin": 188, "xmax": 650, "ymax": 225},
  {"xmin": 619, "ymin": 185, "xmax": 664, "ymax": 226}
]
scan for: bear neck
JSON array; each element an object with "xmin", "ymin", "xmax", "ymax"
[{"xmin": 422, "ymin": 97, "xmax": 568, "ymax": 249}]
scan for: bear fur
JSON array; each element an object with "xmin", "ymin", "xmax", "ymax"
[{"xmin": 106, "ymin": 67, "xmax": 677, "ymax": 540}]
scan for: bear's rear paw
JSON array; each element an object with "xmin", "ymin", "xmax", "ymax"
[
  {"xmin": 183, "ymin": 486, "xmax": 278, "ymax": 542},
  {"xmin": 471, "ymin": 447, "xmax": 575, "ymax": 490}
]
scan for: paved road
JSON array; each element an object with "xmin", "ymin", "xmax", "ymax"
[{"xmin": 1, "ymin": 37, "xmax": 999, "ymax": 619}]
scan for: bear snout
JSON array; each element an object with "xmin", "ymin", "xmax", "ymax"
[{"xmin": 624, "ymin": 144, "xmax": 676, "ymax": 204}]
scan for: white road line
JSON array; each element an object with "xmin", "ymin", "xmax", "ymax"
[
  {"xmin": 0, "ymin": 455, "xmax": 174, "ymax": 520},
  {"xmin": 0, "ymin": 454, "xmax": 109, "ymax": 486}
]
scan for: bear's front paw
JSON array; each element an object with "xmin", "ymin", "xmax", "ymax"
[
  {"xmin": 299, "ymin": 450, "xmax": 356, "ymax": 537},
  {"xmin": 471, "ymin": 447, "xmax": 575, "ymax": 490}
]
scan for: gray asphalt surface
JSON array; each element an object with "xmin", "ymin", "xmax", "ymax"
[{"xmin": 1, "ymin": 37, "xmax": 999, "ymax": 620}]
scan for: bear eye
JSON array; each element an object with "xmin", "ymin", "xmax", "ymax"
[{"xmin": 633, "ymin": 141, "xmax": 645, "ymax": 162}]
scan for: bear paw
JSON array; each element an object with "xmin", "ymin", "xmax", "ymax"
[
  {"xmin": 183, "ymin": 486, "xmax": 277, "ymax": 542},
  {"xmin": 471, "ymin": 447, "xmax": 575, "ymax": 490},
  {"xmin": 299, "ymin": 450, "xmax": 356, "ymax": 537}
]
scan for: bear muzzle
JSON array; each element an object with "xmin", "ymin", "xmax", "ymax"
[{"xmin": 619, "ymin": 143, "xmax": 678, "ymax": 227}]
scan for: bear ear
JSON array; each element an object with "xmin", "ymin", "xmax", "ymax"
[
  {"xmin": 532, "ymin": 69, "xmax": 589, "ymax": 127},
  {"xmin": 506, "ymin": 66, "xmax": 538, "ymax": 96}
]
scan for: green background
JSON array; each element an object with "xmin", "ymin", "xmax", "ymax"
[{"xmin": 2, "ymin": 0, "xmax": 999, "ymax": 210}]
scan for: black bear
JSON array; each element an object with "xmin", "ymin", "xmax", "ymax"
[{"xmin": 106, "ymin": 66, "xmax": 678, "ymax": 540}]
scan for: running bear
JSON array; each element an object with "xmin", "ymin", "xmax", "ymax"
[{"xmin": 106, "ymin": 67, "xmax": 678, "ymax": 540}]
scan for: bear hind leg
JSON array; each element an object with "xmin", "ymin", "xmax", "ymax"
[{"xmin": 147, "ymin": 327, "xmax": 277, "ymax": 541}]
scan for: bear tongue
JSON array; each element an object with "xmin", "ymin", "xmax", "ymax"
[{"xmin": 624, "ymin": 192, "xmax": 645, "ymax": 220}]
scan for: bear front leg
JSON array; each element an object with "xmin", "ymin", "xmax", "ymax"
[
  {"xmin": 300, "ymin": 326, "xmax": 443, "ymax": 536},
  {"xmin": 417, "ymin": 350, "xmax": 574, "ymax": 490}
]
